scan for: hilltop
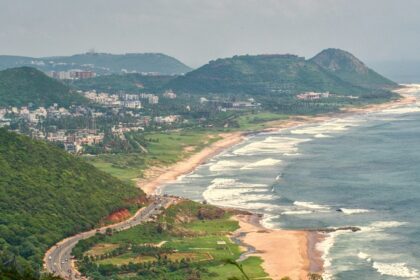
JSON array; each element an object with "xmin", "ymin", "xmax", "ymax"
[
  {"xmin": 0, "ymin": 67, "xmax": 86, "ymax": 107},
  {"xmin": 0, "ymin": 129, "xmax": 144, "ymax": 275},
  {"xmin": 0, "ymin": 52, "xmax": 192, "ymax": 75},
  {"xmin": 310, "ymin": 48, "xmax": 398, "ymax": 90}
]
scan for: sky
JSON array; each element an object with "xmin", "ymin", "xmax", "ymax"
[{"xmin": 1, "ymin": 0, "xmax": 419, "ymax": 67}]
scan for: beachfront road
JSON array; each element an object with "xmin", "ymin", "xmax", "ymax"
[{"xmin": 44, "ymin": 196, "xmax": 174, "ymax": 280}]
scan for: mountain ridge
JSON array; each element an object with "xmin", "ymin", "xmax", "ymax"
[{"xmin": 0, "ymin": 52, "xmax": 192, "ymax": 75}]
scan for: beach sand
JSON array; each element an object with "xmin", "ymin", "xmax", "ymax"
[
  {"xmin": 135, "ymin": 87, "xmax": 416, "ymax": 280},
  {"xmin": 234, "ymin": 214, "xmax": 315, "ymax": 280}
]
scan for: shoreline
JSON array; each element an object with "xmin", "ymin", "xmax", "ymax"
[{"xmin": 136, "ymin": 88, "xmax": 416, "ymax": 279}]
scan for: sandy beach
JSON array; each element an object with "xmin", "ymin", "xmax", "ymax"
[
  {"xmin": 233, "ymin": 214, "xmax": 314, "ymax": 280},
  {"xmin": 135, "ymin": 87, "xmax": 416, "ymax": 280}
]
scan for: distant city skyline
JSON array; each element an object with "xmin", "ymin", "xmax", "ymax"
[{"xmin": 1, "ymin": 0, "xmax": 420, "ymax": 67}]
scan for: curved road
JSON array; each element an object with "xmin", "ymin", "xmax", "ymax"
[{"xmin": 44, "ymin": 196, "xmax": 174, "ymax": 280}]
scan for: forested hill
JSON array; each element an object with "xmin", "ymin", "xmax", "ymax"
[
  {"xmin": 0, "ymin": 53, "xmax": 192, "ymax": 75},
  {"xmin": 0, "ymin": 129, "xmax": 144, "ymax": 276},
  {"xmin": 0, "ymin": 67, "xmax": 86, "ymax": 107},
  {"xmin": 310, "ymin": 48, "xmax": 398, "ymax": 90},
  {"xmin": 167, "ymin": 50, "xmax": 397, "ymax": 96}
]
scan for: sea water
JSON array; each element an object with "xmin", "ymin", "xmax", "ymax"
[{"xmin": 162, "ymin": 89, "xmax": 420, "ymax": 279}]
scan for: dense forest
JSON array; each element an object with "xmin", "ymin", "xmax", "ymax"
[
  {"xmin": 0, "ymin": 67, "xmax": 86, "ymax": 107},
  {"xmin": 0, "ymin": 129, "xmax": 144, "ymax": 276}
]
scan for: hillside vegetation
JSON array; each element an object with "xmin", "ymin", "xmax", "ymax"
[
  {"xmin": 0, "ymin": 67, "xmax": 86, "ymax": 107},
  {"xmin": 0, "ymin": 129, "xmax": 144, "ymax": 275}
]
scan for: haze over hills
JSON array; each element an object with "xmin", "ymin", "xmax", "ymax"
[
  {"xmin": 0, "ymin": 128, "xmax": 144, "ymax": 275},
  {"xmin": 368, "ymin": 60, "xmax": 420, "ymax": 84},
  {"xmin": 0, "ymin": 67, "xmax": 86, "ymax": 107},
  {"xmin": 168, "ymin": 49, "xmax": 398, "ymax": 96},
  {"xmin": 0, "ymin": 52, "xmax": 192, "ymax": 75}
]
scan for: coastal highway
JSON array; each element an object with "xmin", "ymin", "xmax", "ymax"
[{"xmin": 44, "ymin": 196, "xmax": 174, "ymax": 280}]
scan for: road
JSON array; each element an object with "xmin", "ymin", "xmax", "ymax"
[{"xmin": 44, "ymin": 196, "xmax": 174, "ymax": 280}]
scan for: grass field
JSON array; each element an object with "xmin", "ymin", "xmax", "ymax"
[{"xmin": 235, "ymin": 112, "xmax": 288, "ymax": 130}]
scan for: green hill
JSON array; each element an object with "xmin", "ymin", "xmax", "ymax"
[
  {"xmin": 0, "ymin": 67, "xmax": 86, "ymax": 107},
  {"xmin": 0, "ymin": 53, "xmax": 192, "ymax": 75},
  {"xmin": 310, "ymin": 48, "xmax": 399, "ymax": 90},
  {"xmin": 0, "ymin": 128, "xmax": 144, "ymax": 275},
  {"xmin": 167, "ymin": 51, "xmax": 397, "ymax": 96},
  {"xmin": 167, "ymin": 54, "xmax": 369, "ymax": 95}
]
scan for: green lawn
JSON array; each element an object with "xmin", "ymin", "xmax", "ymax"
[{"xmin": 235, "ymin": 112, "xmax": 288, "ymax": 130}]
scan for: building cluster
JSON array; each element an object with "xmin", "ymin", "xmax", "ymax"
[
  {"xmin": 47, "ymin": 129, "xmax": 105, "ymax": 153},
  {"xmin": 47, "ymin": 70, "xmax": 96, "ymax": 80},
  {"xmin": 0, "ymin": 108, "xmax": 10, "ymax": 127},
  {"xmin": 111, "ymin": 122, "xmax": 146, "ymax": 138},
  {"xmin": 296, "ymin": 91, "xmax": 330, "ymax": 100},
  {"xmin": 83, "ymin": 91, "xmax": 162, "ymax": 108},
  {"xmin": 2, "ymin": 104, "xmax": 72, "ymax": 124},
  {"xmin": 153, "ymin": 115, "xmax": 180, "ymax": 124},
  {"xmin": 162, "ymin": 90, "xmax": 177, "ymax": 99}
]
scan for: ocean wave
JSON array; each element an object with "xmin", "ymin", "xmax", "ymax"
[
  {"xmin": 202, "ymin": 178, "xmax": 276, "ymax": 210},
  {"xmin": 317, "ymin": 231, "xmax": 345, "ymax": 280},
  {"xmin": 281, "ymin": 210, "xmax": 313, "ymax": 215},
  {"xmin": 373, "ymin": 262, "xmax": 419, "ymax": 278},
  {"xmin": 293, "ymin": 201, "xmax": 330, "ymax": 210},
  {"xmin": 314, "ymin": 133, "xmax": 331, "ymax": 138},
  {"xmin": 232, "ymin": 137, "xmax": 310, "ymax": 156},
  {"xmin": 380, "ymin": 106, "xmax": 420, "ymax": 115},
  {"xmin": 370, "ymin": 221, "xmax": 408, "ymax": 229},
  {"xmin": 187, "ymin": 174, "xmax": 203, "ymax": 178},
  {"xmin": 357, "ymin": 251, "xmax": 372, "ymax": 262},
  {"xmin": 260, "ymin": 214, "xmax": 279, "ymax": 229},
  {"xmin": 290, "ymin": 119, "xmax": 364, "ymax": 137},
  {"xmin": 240, "ymin": 158, "xmax": 282, "ymax": 170},
  {"xmin": 339, "ymin": 208, "xmax": 370, "ymax": 215},
  {"xmin": 209, "ymin": 160, "xmax": 244, "ymax": 172}
]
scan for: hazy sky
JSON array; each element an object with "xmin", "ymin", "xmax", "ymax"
[{"xmin": 1, "ymin": 0, "xmax": 419, "ymax": 67}]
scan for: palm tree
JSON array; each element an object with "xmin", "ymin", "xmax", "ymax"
[{"xmin": 223, "ymin": 259, "xmax": 250, "ymax": 280}]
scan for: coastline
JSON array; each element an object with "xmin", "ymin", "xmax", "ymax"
[{"xmin": 136, "ymin": 88, "xmax": 416, "ymax": 280}]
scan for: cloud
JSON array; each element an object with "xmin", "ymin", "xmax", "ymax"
[{"xmin": 0, "ymin": 0, "xmax": 419, "ymax": 67}]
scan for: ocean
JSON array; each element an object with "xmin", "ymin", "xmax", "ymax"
[{"xmin": 161, "ymin": 87, "xmax": 420, "ymax": 279}]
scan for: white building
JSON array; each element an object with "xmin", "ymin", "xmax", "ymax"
[
  {"xmin": 148, "ymin": 95, "xmax": 159, "ymax": 104},
  {"xmin": 163, "ymin": 90, "xmax": 176, "ymax": 99}
]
